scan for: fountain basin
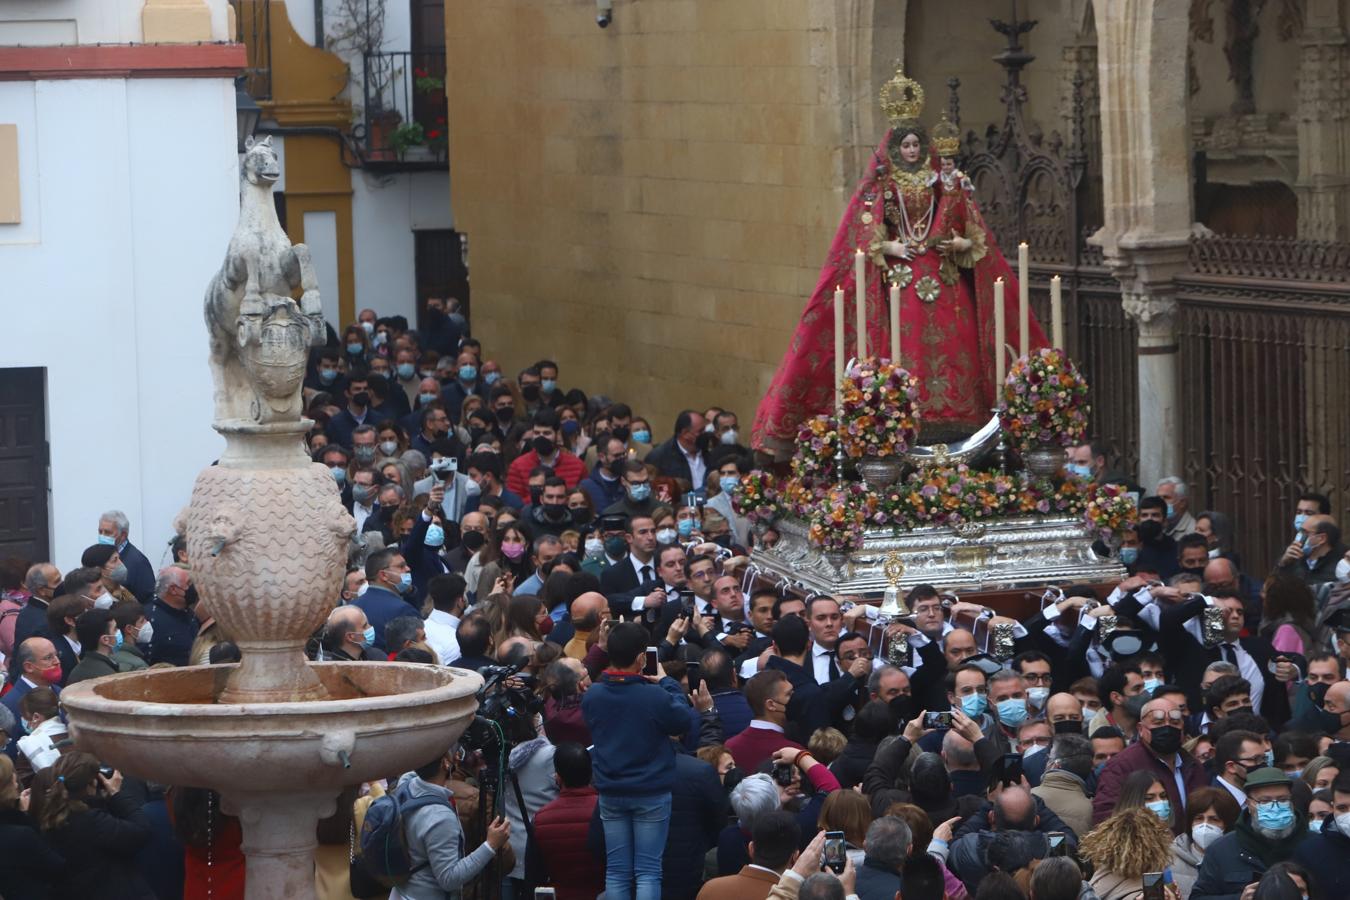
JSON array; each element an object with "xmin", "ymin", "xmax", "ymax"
[{"xmin": 61, "ymin": 662, "xmax": 483, "ymax": 791}]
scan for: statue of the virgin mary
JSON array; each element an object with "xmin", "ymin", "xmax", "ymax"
[{"xmin": 751, "ymin": 70, "xmax": 1046, "ymax": 460}]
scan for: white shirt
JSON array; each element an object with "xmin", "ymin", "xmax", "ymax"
[
  {"xmin": 680, "ymin": 441, "xmax": 707, "ymax": 489},
  {"xmin": 811, "ymin": 641, "xmax": 840, "ymax": 685},
  {"xmin": 1216, "ymin": 775, "xmax": 1246, "ymax": 807},
  {"xmin": 747, "ymin": 718, "xmax": 784, "ymax": 734},
  {"xmin": 627, "ymin": 554, "xmax": 658, "ymax": 612},
  {"xmin": 353, "ymin": 500, "xmax": 374, "ymax": 532},
  {"xmin": 424, "ymin": 609, "xmax": 461, "ymax": 666},
  {"xmin": 1181, "ymin": 596, "xmax": 1266, "ymax": 713}
]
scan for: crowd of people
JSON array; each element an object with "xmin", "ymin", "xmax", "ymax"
[{"xmin": 3, "ymin": 299, "xmax": 1350, "ymax": 900}]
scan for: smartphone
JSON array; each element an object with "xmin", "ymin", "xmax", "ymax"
[
  {"xmin": 924, "ymin": 711, "xmax": 953, "ymax": 730},
  {"xmin": 98, "ymin": 766, "xmax": 115, "ymax": 779},
  {"xmin": 643, "ymin": 646, "xmax": 658, "ymax": 676},
  {"xmin": 822, "ymin": 830, "xmax": 847, "ymax": 874},
  {"xmin": 998, "ymin": 753, "xmax": 1024, "ymax": 787},
  {"xmin": 1141, "ymin": 872, "xmax": 1165, "ymax": 900},
  {"xmin": 772, "ymin": 763, "xmax": 795, "ymax": 787},
  {"xmin": 1046, "ymin": 831, "xmax": 1067, "ymax": 857},
  {"xmin": 534, "ymin": 889, "xmax": 557, "ymax": 900},
  {"xmin": 687, "ymin": 661, "xmax": 701, "ymax": 694}
]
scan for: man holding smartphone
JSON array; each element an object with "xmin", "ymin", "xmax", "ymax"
[{"xmin": 582, "ymin": 622, "xmax": 699, "ymax": 900}]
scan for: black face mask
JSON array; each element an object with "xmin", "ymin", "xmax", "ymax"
[
  {"xmin": 495, "ymin": 407, "xmax": 515, "ymax": 424},
  {"xmin": 1229, "ymin": 705, "xmax": 1254, "ymax": 719},
  {"xmin": 888, "ymin": 695, "xmax": 917, "ymax": 725},
  {"xmin": 603, "ymin": 535, "xmax": 628, "ymax": 559},
  {"xmin": 1312, "ymin": 682, "xmax": 1333, "ymax": 707},
  {"xmin": 461, "ymin": 531, "xmax": 486, "ymax": 553},
  {"xmin": 1136, "ymin": 520, "xmax": 1163, "ymax": 543},
  {"xmin": 542, "ymin": 503, "xmax": 568, "ymax": 521},
  {"xmin": 529, "ymin": 486, "xmax": 544, "ymax": 505},
  {"xmin": 522, "ymin": 384, "xmax": 541, "ymax": 402},
  {"xmin": 1181, "ymin": 565, "xmax": 1206, "ymax": 576},
  {"xmin": 351, "ymin": 391, "xmax": 370, "ymax": 408},
  {"xmin": 1053, "ymin": 719, "xmax": 1084, "ymax": 735},
  {"xmin": 1318, "ymin": 706, "xmax": 1346, "ymax": 734},
  {"xmin": 533, "ymin": 436, "xmax": 556, "ymax": 457},
  {"xmin": 1147, "ymin": 724, "xmax": 1182, "ymax": 755},
  {"xmin": 612, "ymin": 425, "xmax": 630, "ymax": 442},
  {"xmin": 571, "ymin": 508, "xmax": 592, "ymax": 526}
]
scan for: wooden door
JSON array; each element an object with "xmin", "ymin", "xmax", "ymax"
[{"xmin": 0, "ymin": 368, "xmax": 49, "ymax": 562}]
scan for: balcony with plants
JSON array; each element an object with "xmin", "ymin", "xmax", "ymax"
[{"xmin": 361, "ymin": 50, "xmax": 448, "ymax": 169}]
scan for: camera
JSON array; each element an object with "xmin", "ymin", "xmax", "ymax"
[
  {"xmin": 923, "ymin": 711, "xmax": 952, "ymax": 730},
  {"xmin": 596, "ymin": 0, "xmax": 612, "ymax": 27},
  {"xmin": 772, "ymin": 763, "xmax": 795, "ymax": 786},
  {"xmin": 429, "ymin": 456, "xmax": 457, "ymax": 482}
]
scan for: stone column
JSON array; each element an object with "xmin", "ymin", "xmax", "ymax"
[
  {"xmin": 225, "ymin": 790, "xmax": 338, "ymax": 900},
  {"xmin": 1091, "ymin": 0, "xmax": 1193, "ymax": 490},
  {"xmin": 1295, "ymin": 0, "xmax": 1350, "ymax": 241}
]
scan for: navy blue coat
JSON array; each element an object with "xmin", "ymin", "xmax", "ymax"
[
  {"xmin": 118, "ymin": 542, "xmax": 156, "ymax": 606},
  {"xmin": 354, "ymin": 585, "xmax": 419, "ymax": 652},
  {"xmin": 661, "ymin": 754, "xmax": 726, "ymax": 900}
]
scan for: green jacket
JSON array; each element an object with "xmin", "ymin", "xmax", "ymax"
[{"xmin": 66, "ymin": 652, "xmax": 121, "ymax": 685}]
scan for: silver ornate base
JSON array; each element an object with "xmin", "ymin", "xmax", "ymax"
[{"xmin": 752, "ymin": 514, "xmax": 1124, "ymax": 597}]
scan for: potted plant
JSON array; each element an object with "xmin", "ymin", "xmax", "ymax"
[{"xmin": 389, "ymin": 121, "xmax": 425, "ymax": 160}]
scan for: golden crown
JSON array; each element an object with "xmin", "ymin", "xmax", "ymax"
[
  {"xmin": 880, "ymin": 70, "xmax": 924, "ymax": 126},
  {"xmin": 931, "ymin": 114, "xmax": 960, "ymax": 156}
]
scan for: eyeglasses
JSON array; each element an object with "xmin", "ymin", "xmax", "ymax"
[{"xmin": 1143, "ymin": 710, "xmax": 1185, "ymax": 725}]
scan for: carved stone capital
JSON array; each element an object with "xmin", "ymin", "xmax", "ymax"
[{"xmin": 1102, "ymin": 236, "xmax": 1191, "ymax": 345}]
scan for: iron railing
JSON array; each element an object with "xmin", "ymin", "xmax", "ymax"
[
  {"xmin": 229, "ymin": 0, "xmax": 272, "ymax": 101},
  {"xmin": 361, "ymin": 50, "xmax": 447, "ymax": 165}
]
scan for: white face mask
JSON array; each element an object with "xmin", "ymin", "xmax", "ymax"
[
  {"xmin": 136, "ymin": 620, "xmax": 154, "ymax": 645},
  {"xmin": 1022, "ymin": 742, "xmax": 1047, "ymax": 759},
  {"xmin": 1208, "ymin": 547, "xmax": 1221, "ymax": 559},
  {"xmin": 92, "ymin": 592, "xmax": 115, "ymax": 610},
  {"xmin": 1191, "ymin": 822, "xmax": 1223, "ymax": 850},
  {"xmin": 1337, "ymin": 812, "xmax": 1350, "ymax": 835},
  {"xmin": 655, "ymin": 527, "xmax": 677, "ymax": 545},
  {"xmin": 1027, "ymin": 686, "xmax": 1050, "ymax": 709},
  {"xmin": 1336, "ymin": 558, "xmax": 1350, "ymax": 583}
]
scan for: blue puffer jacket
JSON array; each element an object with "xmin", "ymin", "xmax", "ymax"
[{"xmin": 581, "ymin": 673, "xmax": 693, "ymax": 795}]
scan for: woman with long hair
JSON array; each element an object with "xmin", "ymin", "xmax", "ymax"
[
  {"xmin": 496, "ymin": 593, "xmax": 545, "ymax": 646},
  {"xmin": 31, "ymin": 752, "xmax": 155, "ymax": 899},
  {"xmin": 1170, "ymin": 786, "xmax": 1240, "ymax": 899},
  {"xmin": 475, "ymin": 524, "xmax": 534, "ymax": 600},
  {"xmin": 816, "ymin": 790, "xmax": 872, "ymax": 868},
  {"xmin": 1115, "ymin": 770, "xmax": 1173, "ymax": 822},
  {"xmin": 168, "ymin": 787, "xmax": 245, "ymax": 899},
  {"xmin": 1260, "ymin": 574, "xmax": 1320, "ymax": 658},
  {"xmin": 340, "ymin": 323, "xmax": 370, "ymax": 366},
  {"xmin": 1080, "ymin": 806, "xmax": 1182, "ymax": 900},
  {"xmin": 375, "ymin": 420, "xmax": 408, "ymax": 459},
  {"xmin": 0, "ymin": 753, "xmax": 64, "ymax": 900}
]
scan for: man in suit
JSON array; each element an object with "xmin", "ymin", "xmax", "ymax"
[
  {"xmin": 353, "ymin": 548, "xmax": 420, "ymax": 652},
  {"xmin": 599, "ymin": 514, "xmax": 662, "ymax": 620},
  {"xmin": 645, "ymin": 410, "xmax": 710, "ymax": 494},
  {"xmin": 325, "ymin": 370, "xmax": 390, "ymax": 450},
  {"xmin": 696, "ymin": 810, "xmax": 801, "ymax": 900},
  {"xmin": 1157, "ymin": 588, "xmax": 1289, "ymax": 727},
  {"xmin": 762, "ymin": 614, "xmax": 868, "ymax": 744},
  {"xmin": 97, "ymin": 510, "xmax": 155, "ymax": 604},
  {"xmin": 1, "ymin": 637, "xmax": 63, "ymax": 722}
]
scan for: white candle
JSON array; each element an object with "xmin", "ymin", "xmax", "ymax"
[
  {"xmin": 834, "ymin": 286, "xmax": 845, "ymax": 416},
  {"xmin": 994, "ymin": 277, "xmax": 1006, "ymax": 392},
  {"xmin": 854, "ymin": 249, "xmax": 867, "ymax": 360},
  {"xmin": 889, "ymin": 281, "xmax": 900, "ymax": 364},
  {"xmin": 1018, "ymin": 242, "xmax": 1029, "ymax": 358},
  {"xmin": 1051, "ymin": 275, "xmax": 1064, "ymax": 350}
]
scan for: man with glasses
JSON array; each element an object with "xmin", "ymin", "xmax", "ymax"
[
  {"xmin": 1011, "ymin": 651, "xmax": 1053, "ymax": 717},
  {"xmin": 1194, "ymin": 768, "xmax": 1311, "ymax": 900},
  {"xmin": 1091, "ymin": 697, "xmax": 1207, "ymax": 832},
  {"xmin": 1212, "ymin": 729, "xmax": 1270, "ymax": 809}
]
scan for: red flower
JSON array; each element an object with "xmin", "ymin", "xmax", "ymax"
[
  {"xmin": 414, "ymin": 67, "xmax": 427, "ymax": 78},
  {"xmin": 427, "ymin": 130, "xmax": 442, "ymax": 139}
]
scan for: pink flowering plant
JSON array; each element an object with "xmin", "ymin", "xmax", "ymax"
[
  {"xmin": 1083, "ymin": 481, "xmax": 1138, "ymax": 541},
  {"xmin": 807, "ymin": 484, "xmax": 871, "ymax": 554},
  {"xmin": 838, "ymin": 359, "xmax": 921, "ymax": 459},
  {"xmin": 998, "ymin": 349, "xmax": 1090, "ymax": 453},
  {"xmin": 791, "ymin": 414, "xmax": 843, "ymax": 484},
  {"xmin": 732, "ymin": 471, "xmax": 781, "ymax": 525}
]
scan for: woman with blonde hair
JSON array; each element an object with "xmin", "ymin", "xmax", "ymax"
[{"xmin": 1080, "ymin": 805, "xmax": 1182, "ymax": 899}]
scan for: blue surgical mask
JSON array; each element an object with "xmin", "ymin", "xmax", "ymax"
[
  {"xmin": 1066, "ymin": 462, "xmax": 1093, "ymax": 479},
  {"xmin": 398, "ymin": 572, "xmax": 413, "ymax": 593},
  {"xmin": 1146, "ymin": 800, "xmax": 1172, "ymax": 821},
  {"xmin": 1143, "ymin": 678, "xmax": 1162, "ymax": 695},
  {"xmin": 330, "ymin": 466, "xmax": 347, "ymax": 485},
  {"xmin": 1093, "ymin": 761, "xmax": 1107, "ymax": 778},
  {"xmin": 396, "ymin": 363, "xmax": 416, "ymax": 379},
  {"xmin": 720, "ymin": 475, "xmax": 741, "ymax": 495},
  {"xmin": 347, "ymin": 342, "xmax": 364, "ymax": 355},
  {"xmin": 459, "ymin": 365, "xmax": 478, "ymax": 382},
  {"xmin": 541, "ymin": 379, "xmax": 557, "ymax": 393},
  {"xmin": 961, "ymin": 693, "xmax": 987, "ymax": 718},
  {"xmin": 484, "ymin": 371, "xmax": 501, "ymax": 386},
  {"xmin": 319, "ymin": 368, "xmax": 338, "ymax": 385},
  {"xmin": 112, "ymin": 630, "xmax": 124, "ymax": 649},
  {"xmin": 1265, "ymin": 749, "xmax": 1275, "ymax": 766},
  {"xmin": 97, "ymin": 534, "xmax": 116, "ymax": 547},
  {"xmin": 1295, "ymin": 513, "xmax": 1308, "ymax": 536},
  {"xmin": 1254, "ymin": 800, "xmax": 1295, "ymax": 832},
  {"xmin": 1166, "ymin": 503, "xmax": 1175, "ymax": 519},
  {"xmin": 632, "ymin": 429, "xmax": 651, "ymax": 444},
  {"xmin": 1119, "ymin": 546, "xmax": 1139, "ymax": 565},
  {"xmin": 677, "ymin": 518, "xmax": 695, "ymax": 538},
  {"xmin": 425, "ymin": 525, "xmax": 445, "ymax": 548},
  {"xmin": 362, "ymin": 625, "xmax": 376, "ymax": 646},
  {"xmin": 996, "ymin": 698, "xmax": 1028, "ymax": 726},
  {"xmin": 419, "ymin": 392, "xmax": 438, "ymax": 405},
  {"xmin": 628, "ymin": 482, "xmax": 651, "ymax": 502}
]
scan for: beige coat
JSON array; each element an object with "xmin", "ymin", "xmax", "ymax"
[{"xmin": 1032, "ymin": 768, "xmax": 1094, "ymax": 839}]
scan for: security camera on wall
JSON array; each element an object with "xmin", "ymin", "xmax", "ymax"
[{"xmin": 596, "ymin": 0, "xmax": 613, "ymax": 28}]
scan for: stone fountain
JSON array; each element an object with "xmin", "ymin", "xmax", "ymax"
[{"xmin": 61, "ymin": 135, "xmax": 482, "ymax": 900}]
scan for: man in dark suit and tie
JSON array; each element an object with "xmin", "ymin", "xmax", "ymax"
[
  {"xmin": 600, "ymin": 514, "xmax": 664, "ymax": 620},
  {"xmin": 97, "ymin": 510, "xmax": 155, "ymax": 604},
  {"xmin": 645, "ymin": 410, "xmax": 711, "ymax": 494},
  {"xmin": 353, "ymin": 548, "xmax": 420, "ymax": 653}
]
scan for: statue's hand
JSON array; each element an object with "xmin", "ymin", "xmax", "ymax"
[
  {"xmin": 883, "ymin": 240, "xmax": 911, "ymax": 260},
  {"xmin": 939, "ymin": 236, "xmax": 972, "ymax": 254}
]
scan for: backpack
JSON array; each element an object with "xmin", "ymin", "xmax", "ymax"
[{"xmin": 357, "ymin": 781, "xmax": 452, "ymax": 888}]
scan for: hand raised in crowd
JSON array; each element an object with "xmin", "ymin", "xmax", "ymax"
[
  {"xmin": 492, "ymin": 573, "xmax": 514, "ymax": 596},
  {"xmin": 847, "ymin": 655, "xmax": 871, "ymax": 680},
  {"xmin": 485, "ymin": 816, "xmax": 511, "ymax": 851},
  {"xmin": 902, "ymin": 711, "xmax": 928, "ymax": 744},
  {"xmin": 949, "ymin": 707, "xmax": 984, "ymax": 744},
  {"xmin": 1281, "ymin": 539, "xmax": 1305, "ymax": 566},
  {"xmin": 838, "ymin": 853, "xmax": 857, "ymax": 895},
  {"xmin": 665, "ymin": 614, "xmax": 690, "ymax": 645},
  {"xmin": 841, "ymin": 601, "xmax": 869, "ymax": 630},
  {"xmin": 595, "ymin": 618, "xmax": 614, "ymax": 652},
  {"xmin": 642, "ymin": 588, "xmax": 667, "ymax": 610},
  {"xmin": 692, "ymin": 682, "xmax": 714, "ymax": 714},
  {"xmin": 428, "ymin": 482, "xmax": 445, "ymax": 507},
  {"xmin": 690, "ymin": 613, "xmax": 715, "ymax": 638},
  {"xmin": 792, "ymin": 829, "xmax": 828, "ymax": 878},
  {"xmin": 98, "ymin": 768, "xmax": 124, "ymax": 796},
  {"xmin": 932, "ymin": 815, "xmax": 962, "ymax": 844},
  {"xmin": 885, "ymin": 620, "xmax": 917, "ymax": 641},
  {"xmin": 1272, "ymin": 656, "xmax": 1298, "ymax": 683}
]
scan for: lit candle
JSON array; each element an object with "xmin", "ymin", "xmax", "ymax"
[
  {"xmin": 1050, "ymin": 275, "xmax": 1064, "ymax": 350},
  {"xmin": 994, "ymin": 277, "xmax": 1006, "ymax": 391},
  {"xmin": 1018, "ymin": 242, "xmax": 1029, "ymax": 358},
  {"xmin": 889, "ymin": 281, "xmax": 900, "ymax": 364},
  {"xmin": 854, "ymin": 249, "xmax": 867, "ymax": 360},
  {"xmin": 834, "ymin": 286, "xmax": 845, "ymax": 416}
]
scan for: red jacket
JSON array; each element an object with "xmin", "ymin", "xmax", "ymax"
[
  {"xmin": 725, "ymin": 724, "xmax": 804, "ymax": 774},
  {"xmin": 531, "ymin": 786, "xmax": 604, "ymax": 900},
  {"xmin": 1091, "ymin": 739, "xmax": 1209, "ymax": 833},
  {"xmin": 507, "ymin": 449, "xmax": 587, "ymax": 497}
]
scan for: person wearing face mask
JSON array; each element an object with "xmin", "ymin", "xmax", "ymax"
[
  {"xmin": 1093, "ymin": 698, "xmax": 1208, "ymax": 831},
  {"xmin": 66, "ymin": 608, "xmax": 125, "ymax": 684},
  {"xmin": 1193, "ymin": 768, "xmax": 1311, "ymax": 900},
  {"xmin": 1277, "ymin": 513, "xmax": 1346, "ymax": 590},
  {"xmin": 1133, "ymin": 496, "xmax": 1181, "ymax": 581},
  {"xmin": 1030, "ymin": 732, "xmax": 1094, "ymax": 839},
  {"xmin": 711, "ymin": 410, "xmax": 748, "ymax": 455},
  {"xmin": 1, "ymin": 637, "xmax": 64, "ymax": 724},
  {"xmin": 399, "ymin": 485, "xmax": 454, "ymax": 607},
  {"xmin": 506, "ymin": 408, "xmax": 587, "ymax": 497},
  {"xmin": 524, "ymin": 478, "xmax": 578, "ymax": 541},
  {"xmin": 645, "ymin": 409, "xmax": 711, "ymax": 496},
  {"xmin": 305, "ymin": 346, "xmax": 347, "ymax": 395},
  {"xmin": 95, "ymin": 509, "xmax": 155, "ymax": 604},
  {"xmin": 109, "ymin": 601, "xmax": 150, "ymax": 672},
  {"xmin": 704, "ymin": 449, "xmax": 753, "ymax": 546},
  {"xmin": 1176, "ymin": 533, "xmax": 1213, "ymax": 579},
  {"xmin": 463, "ymin": 451, "xmax": 524, "ymax": 513},
  {"xmin": 1167, "ymin": 787, "xmax": 1242, "ymax": 900},
  {"xmin": 580, "ymin": 434, "xmax": 629, "ymax": 512},
  {"xmin": 602, "ymin": 459, "xmax": 659, "ymax": 520},
  {"xmin": 320, "ymin": 605, "xmax": 384, "ymax": 662},
  {"xmin": 438, "ymin": 350, "xmax": 483, "ymax": 426},
  {"xmin": 534, "ymin": 358, "xmax": 560, "ymax": 402},
  {"xmin": 1156, "ymin": 476, "xmax": 1199, "ymax": 540},
  {"xmin": 345, "ymin": 466, "xmax": 381, "ymax": 531},
  {"xmin": 1292, "ymin": 769, "xmax": 1350, "ymax": 896},
  {"xmin": 3, "ymin": 563, "xmax": 61, "ymax": 658},
  {"xmin": 352, "ymin": 548, "xmax": 420, "ymax": 653}
]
